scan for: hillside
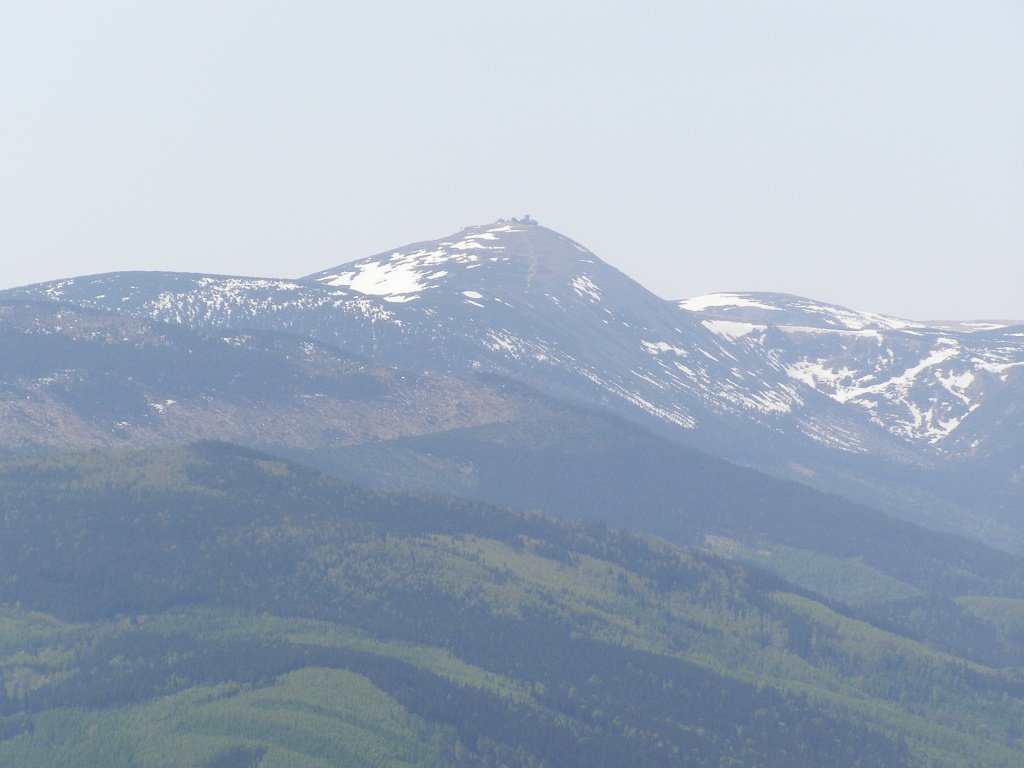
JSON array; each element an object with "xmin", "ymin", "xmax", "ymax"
[
  {"xmin": 0, "ymin": 299, "xmax": 539, "ymax": 452},
  {"xmin": 3, "ymin": 296, "xmax": 1016, "ymax": 605},
  {"xmin": 0, "ymin": 444, "xmax": 1023, "ymax": 767}
]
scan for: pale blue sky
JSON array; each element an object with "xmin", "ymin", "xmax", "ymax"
[{"xmin": 2, "ymin": 2, "xmax": 1021, "ymax": 319}]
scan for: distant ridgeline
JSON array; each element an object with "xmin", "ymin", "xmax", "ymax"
[{"xmin": 3, "ymin": 219, "xmax": 1022, "ymax": 553}]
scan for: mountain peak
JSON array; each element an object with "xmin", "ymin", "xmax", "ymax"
[{"xmin": 302, "ymin": 219, "xmax": 603, "ymax": 304}]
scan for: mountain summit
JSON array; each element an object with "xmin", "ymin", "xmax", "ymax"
[
  {"xmin": 3, "ymin": 219, "xmax": 1022, "ymax": 550},
  {"xmin": 298, "ymin": 220, "xmax": 812, "ymax": 430},
  {"xmin": 305, "ymin": 219, "xmax": 614, "ymax": 300},
  {"xmin": 303, "ymin": 219, "xmax": 685, "ymax": 335}
]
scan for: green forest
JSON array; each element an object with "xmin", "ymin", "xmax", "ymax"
[{"xmin": 0, "ymin": 442, "xmax": 1023, "ymax": 767}]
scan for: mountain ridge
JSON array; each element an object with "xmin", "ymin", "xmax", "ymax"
[{"xmin": 2, "ymin": 219, "xmax": 1021, "ymax": 550}]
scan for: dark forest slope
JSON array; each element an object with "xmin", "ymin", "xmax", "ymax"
[{"xmin": 0, "ymin": 444, "xmax": 1022, "ymax": 767}]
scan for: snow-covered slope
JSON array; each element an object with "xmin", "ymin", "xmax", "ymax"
[
  {"xmin": 303, "ymin": 220, "xmax": 818, "ymax": 432},
  {"xmin": 678, "ymin": 292, "xmax": 1024, "ymax": 452},
  {"xmin": 4, "ymin": 220, "xmax": 1022, "ymax": 548},
  {"xmin": 11, "ymin": 222, "xmax": 818, "ymax": 435},
  {"xmin": 17, "ymin": 272, "xmax": 395, "ymax": 353},
  {"xmin": 9, "ymin": 220, "xmax": 1008, "ymax": 463}
]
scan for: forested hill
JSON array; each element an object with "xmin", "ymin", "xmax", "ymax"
[
  {"xmin": 282, "ymin": 404, "xmax": 1024, "ymax": 604},
  {"xmin": 1, "ymin": 443, "xmax": 1023, "ymax": 767}
]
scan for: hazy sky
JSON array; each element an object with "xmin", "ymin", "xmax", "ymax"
[{"xmin": 2, "ymin": 2, "xmax": 1021, "ymax": 320}]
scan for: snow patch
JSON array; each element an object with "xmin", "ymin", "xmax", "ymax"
[
  {"xmin": 778, "ymin": 325, "xmax": 883, "ymax": 342},
  {"xmin": 642, "ymin": 340, "xmax": 688, "ymax": 357},
  {"xmin": 321, "ymin": 260, "xmax": 426, "ymax": 299},
  {"xmin": 448, "ymin": 236, "xmax": 502, "ymax": 251},
  {"xmin": 317, "ymin": 241, "xmax": 487, "ymax": 301},
  {"xmin": 570, "ymin": 275, "xmax": 602, "ymax": 302},
  {"xmin": 701, "ymin": 319, "xmax": 765, "ymax": 340},
  {"xmin": 679, "ymin": 293, "xmax": 782, "ymax": 312}
]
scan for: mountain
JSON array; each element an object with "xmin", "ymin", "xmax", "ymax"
[
  {"xmin": 3, "ymin": 222, "xmax": 1024, "ymax": 766},
  {"xmin": 3, "ymin": 222, "xmax": 813, "ymax": 433},
  {"xmin": 4, "ymin": 219, "xmax": 1021, "ymax": 550},
  {"xmin": 1, "ymin": 443, "xmax": 1024, "ymax": 767},
  {"xmin": 7, "ymin": 293, "xmax": 1000, "ymax": 600},
  {"xmin": 0, "ymin": 299, "xmax": 537, "ymax": 452},
  {"xmin": 677, "ymin": 292, "xmax": 1024, "ymax": 546},
  {"xmin": 677, "ymin": 291, "xmax": 1024, "ymax": 451}
]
